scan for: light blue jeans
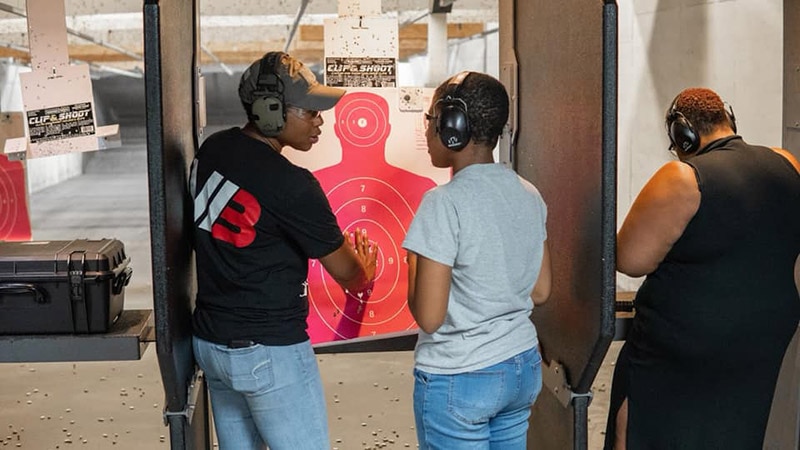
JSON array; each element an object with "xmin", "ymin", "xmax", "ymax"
[
  {"xmin": 192, "ymin": 337, "xmax": 329, "ymax": 450},
  {"xmin": 413, "ymin": 346, "xmax": 543, "ymax": 450}
]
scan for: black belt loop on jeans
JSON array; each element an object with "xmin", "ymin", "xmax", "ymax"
[{"xmin": 227, "ymin": 339, "xmax": 256, "ymax": 348}]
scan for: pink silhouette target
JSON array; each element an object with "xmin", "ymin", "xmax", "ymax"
[
  {"xmin": 307, "ymin": 91, "xmax": 438, "ymax": 343},
  {"xmin": 0, "ymin": 155, "xmax": 31, "ymax": 242}
]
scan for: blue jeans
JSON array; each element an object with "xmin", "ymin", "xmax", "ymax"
[
  {"xmin": 192, "ymin": 337, "xmax": 329, "ymax": 450},
  {"xmin": 413, "ymin": 346, "xmax": 543, "ymax": 450}
]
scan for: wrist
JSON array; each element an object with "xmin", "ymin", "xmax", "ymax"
[{"xmin": 348, "ymin": 279, "xmax": 375, "ymax": 301}]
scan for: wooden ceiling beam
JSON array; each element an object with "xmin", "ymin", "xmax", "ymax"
[
  {"xmin": 0, "ymin": 22, "xmax": 489, "ymax": 67},
  {"xmin": 299, "ymin": 22, "xmax": 484, "ymax": 41}
]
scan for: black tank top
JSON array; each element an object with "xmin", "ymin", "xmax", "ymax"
[
  {"xmin": 607, "ymin": 136, "xmax": 800, "ymax": 450},
  {"xmin": 633, "ymin": 135, "xmax": 800, "ymax": 363}
]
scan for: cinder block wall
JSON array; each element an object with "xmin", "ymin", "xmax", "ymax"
[{"xmin": 617, "ymin": 0, "xmax": 783, "ymax": 291}]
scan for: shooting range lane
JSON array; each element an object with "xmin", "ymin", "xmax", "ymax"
[{"xmin": 0, "ymin": 117, "xmax": 620, "ymax": 450}]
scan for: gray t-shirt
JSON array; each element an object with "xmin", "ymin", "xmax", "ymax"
[{"xmin": 402, "ymin": 163, "xmax": 547, "ymax": 374}]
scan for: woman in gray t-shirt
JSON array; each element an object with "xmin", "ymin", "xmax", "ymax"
[{"xmin": 403, "ymin": 71, "xmax": 552, "ymax": 450}]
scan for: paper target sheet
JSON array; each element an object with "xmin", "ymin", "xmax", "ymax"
[
  {"xmin": 285, "ymin": 88, "xmax": 449, "ymax": 344},
  {"xmin": 0, "ymin": 155, "xmax": 31, "ymax": 241}
]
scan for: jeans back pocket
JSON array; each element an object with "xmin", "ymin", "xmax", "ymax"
[{"xmin": 448, "ymin": 371, "xmax": 505, "ymax": 424}]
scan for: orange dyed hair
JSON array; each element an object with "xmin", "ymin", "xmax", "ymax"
[{"xmin": 672, "ymin": 88, "xmax": 731, "ymax": 136}]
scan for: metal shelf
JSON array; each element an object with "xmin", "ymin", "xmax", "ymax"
[
  {"xmin": 0, "ymin": 309, "xmax": 154, "ymax": 363},
  {"xmin": 313, "ymin": 330, "xmax": 419, "ymax": 354}
]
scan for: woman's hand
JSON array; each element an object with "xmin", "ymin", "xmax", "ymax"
[
  {"xmin": 319, "ymin": 228, "xmax": 379, "ymax": 294},
  {"xmin": 346, "ymin": 227, "xmax": 378, "ymax": 290}
]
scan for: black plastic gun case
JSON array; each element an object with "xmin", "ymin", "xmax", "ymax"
[{"xmin": 0, "ymin": 239, "xmax": 132, "ymax": 334}]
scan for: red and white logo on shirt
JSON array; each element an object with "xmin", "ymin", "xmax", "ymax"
[{"xmin": 192, "ymin": 169, "xmax": 261, "ymax": 248}]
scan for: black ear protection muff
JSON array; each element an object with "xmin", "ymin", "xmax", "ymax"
[
  {"xmin": 435, "ymin": 71, "xmax": 471, "ymax": 151},
  {"xmin": 726, "ymin": 104, "xmax": 737, "ymax": 134},
  {"xmin": 665, "ymin": 98, "xmax": 699, "ymax": 154},
  {"xmin": 666, "ymin": 96, "xmax": 737, "ymax": 155},
  {"xmin": 250, "ymin": 52, "xmax": 285, "ymax": 137}
]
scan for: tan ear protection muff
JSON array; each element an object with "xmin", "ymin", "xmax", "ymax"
[
  {"xmin": 666, "ymin": 96, "xmax": 737, "ymax": 155},
  {"xmin": 435, "ymin": 71, "xmax": 471, "ymax": 151},
  {"xmin": 250, "ymin": 52, "xmax": 286, "ymax": 137}
]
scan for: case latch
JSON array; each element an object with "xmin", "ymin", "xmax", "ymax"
[{"xmin": 67, "ymin": 251, "xmax": 89, "ymax": 332}]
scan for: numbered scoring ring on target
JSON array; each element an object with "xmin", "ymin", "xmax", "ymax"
[
  {"xmin": 0, "ymin": 166, "xmax": 19, "ymax": 240},
  {"xmin": 336, "ymin": 95, "xmax": 390, "ymax": 148},
  {"xmin": 325, "ymin": 177, "xmax": 418, "ymax": 225},
  {"xmin": 315, "ymin": 219, "xmax": 405, "ymax": 327},
  {"xmin": 332, "ymin": 194, "xmax": 407, "ymax": 305}
]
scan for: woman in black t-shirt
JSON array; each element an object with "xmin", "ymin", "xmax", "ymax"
[{"xmin": 190, "ymin": 52, "xmax": 378, "ymax": 450}]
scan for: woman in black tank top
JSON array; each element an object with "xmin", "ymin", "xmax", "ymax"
[{"xmin": 606, "ymin": 88, "xmax": 800, "ymax": 450}]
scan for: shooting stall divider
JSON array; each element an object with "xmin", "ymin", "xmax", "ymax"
[
  {"xmin": 770, "ymin": 2, "xmax": 800, "ymax": 447},
  {"xmin": 143, "ymin": 1, "xmax": 210, "ymax": 449},
  {"xmin": 501, "ymin": 1, "xmax": 618, "ymax": 449}
]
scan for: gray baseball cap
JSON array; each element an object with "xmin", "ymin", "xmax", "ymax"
[{"xmin": 239, "ymin": 52, "xmax": 345, "ymax": 111}]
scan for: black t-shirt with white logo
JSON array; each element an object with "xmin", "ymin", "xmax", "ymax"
[{"xmin": 191, "ymin": 128, "xmax": 344, "ymax": 346}]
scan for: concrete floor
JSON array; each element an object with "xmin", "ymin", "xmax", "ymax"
[{"xmin": 0, "ymin": 146, "xmax": 621, "ymax": 450}]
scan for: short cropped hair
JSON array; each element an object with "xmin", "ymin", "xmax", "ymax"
[
  {"xmin": 434, "ymin": 72, "xmax": 509, "ymax": 149},
  {"xmin": 670, "ymin": 88, "xmax": 731, "ymax": 136}
]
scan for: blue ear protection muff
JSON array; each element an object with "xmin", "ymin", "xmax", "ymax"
[
  {"xmin": 250, "ymin": 52, "xmax": 286, "ymax": 137},
  {"xmin": 666, "ymin": 96, "xmax": 737, "ymax": 155},
  {"xmin": 435, "ymin": 71, "xmax": 471, "ymax": 151}
]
